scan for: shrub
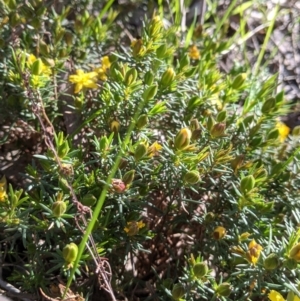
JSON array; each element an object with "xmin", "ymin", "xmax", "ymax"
[{"xmin": 1, "ymin": 1, "xmax": 300, "ymax": 300}]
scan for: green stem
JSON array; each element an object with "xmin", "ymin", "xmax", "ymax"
[
  {"xmin": 253, "ymin": 4, "xmax": 279, "ymax": 77},
  {"xmin": 213, "ymin": 0, "xmax": 239, "ymax": 37}
]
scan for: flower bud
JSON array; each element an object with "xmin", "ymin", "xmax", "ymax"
[
  {"xmin": 63, "ymin": 243, "xmax": 78, "ymax": 264},
  {"xmin": 118, "ymin": 158, "xmax": 128, "ymax": 169},
  {"xmin": 210, "ymin": 122, "xmax": 226, "ymax": 138},
  {"xmin": 132, "ymin": 38, "xmax": 143, "ymax": 57},
  {"xmin": 231, "ymin": 155, "xmax": 244, "ymax": 171},
  {"xmin": 39, "ymin": 40, "xmax": 50, "ymax": 56},
  {"xmin": 161, "ymin": 67, "xmax": 175, "ymax": 87},
  {"xmin": 143, "ymin": 84, "xmax": 158, "ymax": 101},
  {"xmin": 124, "ymin": 68, "xmax": 138, "ymax": 86},
  {"xmin": 31, "ymin": 58, "xmax": 43, "ymax": 76},
  {"xmin": 149, "ymin": 15, "xmax": 163, "ymax": 37},
  {"xmin": 58, "ymin": 141, "xmax": 70, "ymax": 158},
  {"xmin": 122, "ymin": 170, "xmax": 135, "ymax": 186},
  {"xmin": 193, "ymin": 24, "xmax": 203, "ymax": 38},
  {"xmin": 144, "ymin": 71, "xmax": 154, "ymax": 86},
  {"xmin": 52, "ymin": 201, "xmax": 67, "ymax": 217},
  {"xmin": 232, "ymin": 73, "xmax": 247, "ymax": 89},
  {"xmin": 240, "ymin": 175, "xmax": 255, "ymax": 194},
  {"xmin": 171, "ymin": 283, "xmax": 185, "ymax": 300},
  {"xmin": 213, "ymin": 226, "xmax": 226, "ymax": 240},
  {"xmin": 184, "ymin": 170, "xmax": 200, "ymax": 184},
  {"xmin": 191, "ymin": 129, "xmax": 202, "ymax": 140},
  {"xmin": 58, "ymin": 177, "xmax": 69, "ymax": 193},
  {"xmin": 206, "ymin": 115, "xmax": 215, "ymax": 131},
  {"xmin": 134, "ymin": 143, "xmax": 148, "ymax": 161},
  {"xmin": 111, "ymin": 179, "xmax": 126, "ymax": 194},
  {"xmin": 205, "ymin": 212, "xmax": 215, "ymax": 223},
  {"xmin": 239, "ymin": 232, "xmax": 251, "ymax": 241},
  {"xmin": 289, "ymin": 243, "xmax": 300, "ymax": 262},
  {"xmin": 193, "ymin": 262, "xmax": 208, "ymax": 278},
  {"xmin": 216, "ymin": 283, "xmax": 232, "ymax": 297},
  {"xmin": 124, "ymin": 221, "xmax": 145, "ymax": 236},
  {"xmin": 81, "ymin": 193, "xmax": 97, "ymax": 206},
  {"xmin": 190, "ymin": 119, "xmax": 200, "ymax": 131},
  {"xmin": 0, "ymin": 175, "xmax": 7, "ymax": 202},
  {"xmin": 110, "ymin": 120, "xmax": 120, "ymax": 133},
  {"xmin": 264, "ymin": 253, "xmax": 279, "ymax": 270},
  {"xmin": 283, "ymin": 258, "xmax": 298, "ymax": 270},
  {"xmin": 64, "ymin": 31, "xmax": 73, "ymax": 47},
  {"xmin": 174, "ymin": 128, "xmax": 192, "ymax": 150},
  {"xmin": 136, "ymin": 114, "xmax": 149, "ymax": 130},
  {"xmin": 100, "ymin": 136, "xmax": 109, "ymax": 152},
  {"xmin": 262, "ymin": 97, "xmax": 276, "ymax": 114},
  {"xmin": 60, "ymin": 164, "xmax": 73, "ymax": 179}
]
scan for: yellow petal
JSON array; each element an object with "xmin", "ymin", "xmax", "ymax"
[
  {"xmin": 84, "ymin": 81, "xmax": 97, "ymax": 89},
  {"xmin": 86, "ymin": 71, "xmax": 98, "ymax": 79},
  {"xmin": 268, "ymin": 290, "xmax": 285, "ymax": 301},
  {"xmin": 101, "ymin": 56, "xmax": 111, "ymax": 68},
  {"xmin": 276, "ymin": 121, "xmax": 290, "ymax": 142},
  {"xmin": 69, "ymin": 75, "xmax": 80, "ymax": 83},
  {"xmin": 76, "ymin": 69, "xmax": 84, "ymax": 76},
  {"xmin": 27, "ymin": 54, "xmax": 37, "ymax": 65},
  {"xmin": 0, "ymin": 190, "xmax": 7, "ymax": 202},
  {"xmin": 137, "ymin": 221, "xmax": 145, "ymax": 229},
  {"xmin": 74, "ymin": 83, "xmax": 83, "ymax": 94}
]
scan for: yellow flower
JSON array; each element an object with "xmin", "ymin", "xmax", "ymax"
[
  {"xmin": 101, "ymin": 56, "xmax": 111, "ymax": 71},
  {"xmin": 69, "ymin": 69, "xmax": 98, "ymax": 93},
  {"xmin": 27, "ymin": 54, "xmax": 36, "ymax": 65},
  {"xmin": 0, "ymin": 175, "xmax": 7, "ymax": 202},
  {"xmin": 124, "ymin": 221, "xmax": 145, "ymax": 236},
  {"xmin": 213, "ymin": 226, "xmax": 226, "ymax": 240},
  {"xmin": 188, "ymin": 45, "xmax": 200, "ymax": 60},
  {"xmin": 147, "ymin": 141, "xmax": 162, "ymax": 157},
  {"xmin": 289, "ymin": 243, "xmax": 300, "ymax": 261},
  {"xmin": 26, "ymin": 54, "xmax": 52, "ymax": 87},
  {"xmin": 93, "ymin": 56, "xmax": 111, "ymax": 81},
  {"xmin": 27, "ymin": 54, "xmax": 51, "ymax": 76},
  {"xmin": 268, "ymin": 290, "xmax": 285, "ymax": 301},
  {"xmin": 276, "ymin": 121, "xmax": 290, "ymax": 142},
  {"xmin": 93, "ymin": 67, "xmax": 107, "ymax": 81},
  {"xmin": 239, "ymin": 232, "xmax": 251, "ymax": 241},
  {"xmin": 0, "ymin": 188, "xmax": 7, "ymax": 202},
  {"xmin": 268, "ymin": 290, "xmax": 300, "ymax": 301},
  {"xmin": 246, "ymin": 239, "xmax": 263, "ymax": 265}
]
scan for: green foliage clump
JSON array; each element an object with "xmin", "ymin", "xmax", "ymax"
[{"xmin": 1, "ymin": 0, "xmax": 300, "ymax": 300}]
